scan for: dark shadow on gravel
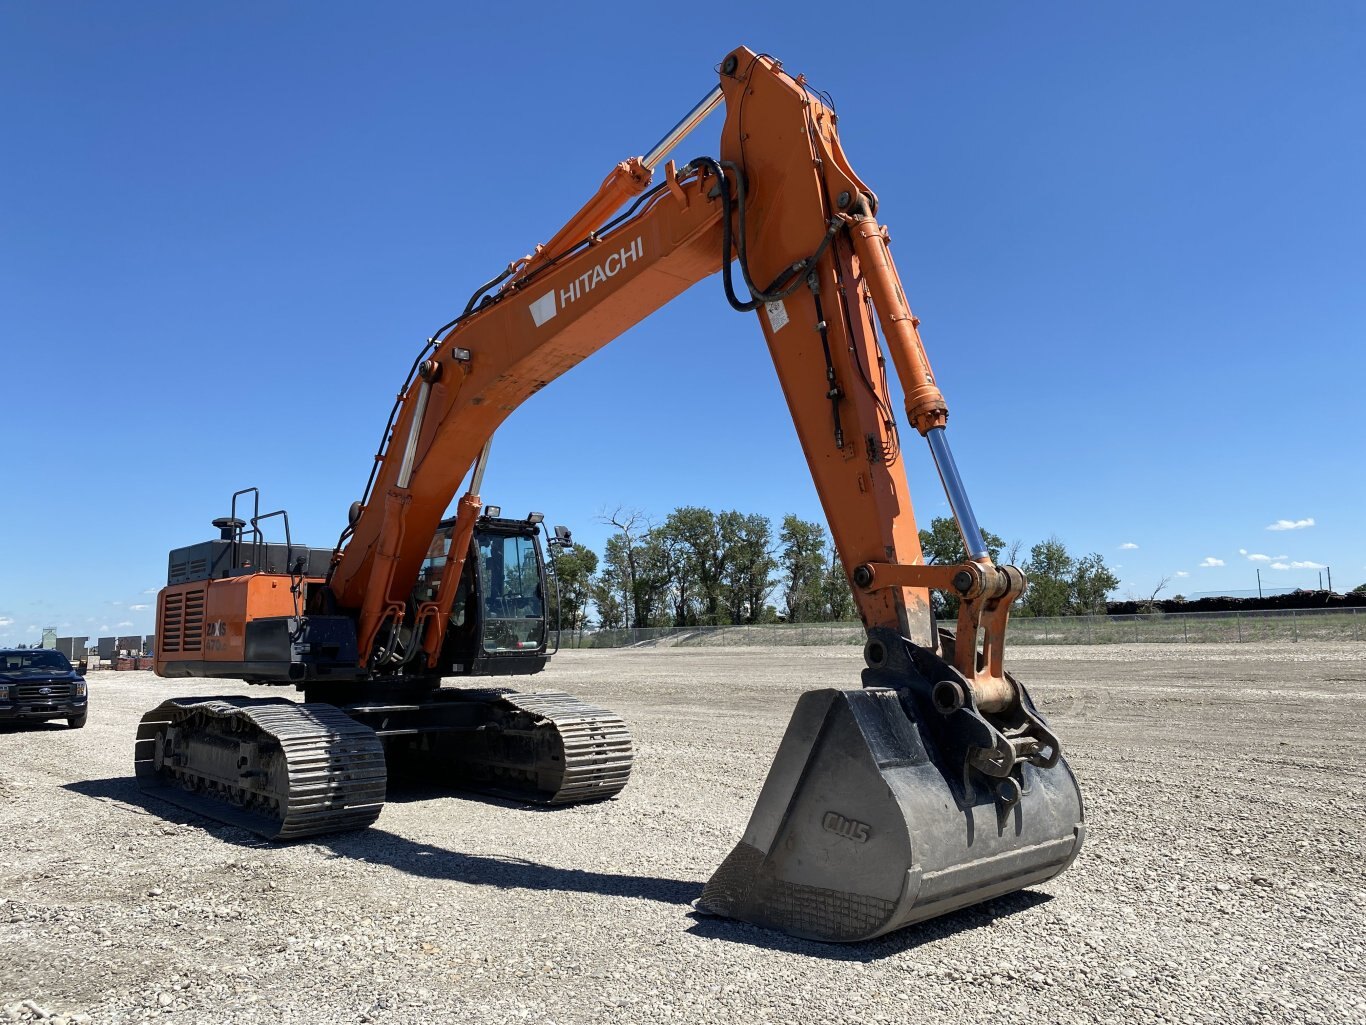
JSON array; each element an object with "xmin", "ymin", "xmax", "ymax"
[
  {"xmin": 0, "ymin": 721, "xmax": 73, "ymax": 734},
  {"xmin": 379, "ymin": 778, "xmax": 562, "ymax": 811},
  {"xmin": 684, "ymin": 889, "xmax": 1054, "ymax": 961},
  {"xmin": 63, "ymin": 776, "xmax": 699, "ymax": 906},
  {"xmin": 63, "ymin": 775, "xmax": 1049, "ymax": 951},
  {"xmin": 318, "ymin": 827, "xmax": 702, "ymax": 905},
  {"xmin": 65, "ymin": 775, "xmax": 172, "ymax": 809}
]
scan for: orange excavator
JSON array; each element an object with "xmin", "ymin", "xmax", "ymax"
[{"xmin": 138, "ymin": 47, "xmax": 1083, "ymax": 942}]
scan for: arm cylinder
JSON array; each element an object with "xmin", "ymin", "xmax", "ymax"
[{"xmin": 643, "ymin": 85, "xmax": 724, "ymax": 171}]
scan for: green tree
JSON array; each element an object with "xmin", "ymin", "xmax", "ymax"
[
  {"xmin": 779, "ymin": 515, "xmax": 828, "ymax": 623},
  {"xmin": 821, "ymin": 543, "xmax": 857, "ymax": 621},
  {"xmin": 601, "ymin": 509, "xmax": 670, "ymax": 628},
  {"xmin": 719, "ymin": 511, "xmax": 777, "ymax": 624},
  {"xmin": 660, "ymin": 506, "xmax": 728, "ymax": 624},
  {"xmin": 1351, "ymin": 582, "xmax": 1366, "ymax": 595},
  {"xmin": 1020, "ymin": 536, "xmax": 1075, "ymax": 618},
  {"xmin": 591, "ymin": 577, "xmax": 624, "ymax": 630},
  {"xmin": 1017, "ymin": 537, "xmax": 1119, "ymax": 616},
  {"xmin": 917, "ymin": 516, "xmax": 1005, "ymax": 617},
  {"xmin": 1071, "ymin": 553, "xmax": 1120, "ymax": 615},
  {"xmin": 655, "ymin": 528, "xmax": 699, "ymax": 626},
  {"xmin": 548, "ymin": 545, "xmax": 598, "ymax": 642},
  {"xmin": 917, "ymin": 516, "xmax": 1005, "ymax": 566}
]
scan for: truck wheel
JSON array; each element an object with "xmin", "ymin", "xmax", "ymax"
[{"xmin": 67, "ymin": 713, "xmax": 87, "ymax": 729}]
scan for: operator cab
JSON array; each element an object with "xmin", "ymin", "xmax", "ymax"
[{"xmin": 418, "ymin": 509, "xmax": 566, "ymax": 677}]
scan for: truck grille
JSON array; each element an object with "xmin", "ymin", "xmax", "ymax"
[{"xmin": 16, "ymin": 682, "xmax": 72, "ymax": 702}]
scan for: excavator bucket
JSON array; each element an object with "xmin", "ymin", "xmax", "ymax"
[{"xmin": 697, "ymin": 635, "xmax": 1084, "ymax": 942}]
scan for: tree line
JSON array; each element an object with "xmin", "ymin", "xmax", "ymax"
[{"xmin": 548, "ymin": 506, "xmax": 1122, "ymax": 634}]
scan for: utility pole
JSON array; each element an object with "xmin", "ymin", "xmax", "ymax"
[
  {"xmin": 1328, "ymin": 566, "xmax": 1333, "ymax": 593},
  {"xmin": 1256, "ymin": 568, "xmax": 1263, "ymax": 599},
  {"xmin": 1319, "ymin": 571, "xmax": 1324, "ymax": 590}
]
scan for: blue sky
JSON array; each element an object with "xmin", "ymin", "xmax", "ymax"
[{"xmin": 2, "ymin": 3, "xmax": 1364, "ymax": 644}]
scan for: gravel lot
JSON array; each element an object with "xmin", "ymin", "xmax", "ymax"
[{"xmin": 3, "ymin": 644, "xmax": 1364, "ymax": 1024}]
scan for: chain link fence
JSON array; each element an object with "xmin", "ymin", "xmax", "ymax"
[{"xmin": 553, "ymin": 606, "xmax": 1365, "ymax": 649}]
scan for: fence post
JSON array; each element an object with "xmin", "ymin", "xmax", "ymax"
[
  {"xmin": 1183, "ymin": 617, "xmax": 1188, "ymax": 643},
  {"xmin": 1237, "ymin": 613, "xmax": 1242, "ymax": 643},
  {"xmin": 1088, "ymin": 617, "xmax": 1094, "ymax": 644},
  {"xmin": 1134, "ymin": 619, "xmax": 1139, "ymax": 643},
  {"xmin": 1292, "ymin": 609, "xmax": 1298, "ymax": 643}
]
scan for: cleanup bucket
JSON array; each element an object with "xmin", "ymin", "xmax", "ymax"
[{"xmin": 697, "ymin": 639, "xmax": 1084, "ymax": 942}]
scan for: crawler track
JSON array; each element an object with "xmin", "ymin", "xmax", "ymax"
[
  {"xmin": 488, "ymin": 690, "xmax": 635, "ymax": 804},
  {"xmin": 134, "ymin": 697, "xmax": 386, "ymax": 840},
  {"xmin": 391, "ymin": 688, "xmax": 635, "ymax": 804}
]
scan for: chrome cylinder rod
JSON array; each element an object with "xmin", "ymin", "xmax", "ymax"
[
  {"xmin": 642, "ymin": 85, "xmax": 724, "ymax": 172},
  {"xmin": 395, "ymin": 380, "xmax": 431, "ymax": 489},
  {"xmin": 468, "ymin": 438, "xmax": 494, "ymax": 496},
  {"xmin": 926, "ymin": 427, "xmax": 990, "ymax": 561}
]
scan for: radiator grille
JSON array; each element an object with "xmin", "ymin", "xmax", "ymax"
[{"xmin": 160, "ymin": 589, "xmax": 206, "ymax": 654}]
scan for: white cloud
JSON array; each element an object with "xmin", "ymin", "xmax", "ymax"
[
  {"xmin": 1200, "ymin": 557, "xmax": 1224, "ymax": 567},
  {"xmin": 1270, "ymin": 563, "xmax": 1289, "ymax": 570},
  {"xmin": 99, "ymin": 625, "xmax": 109, "ymax": 632},
  {"xmin": 1266, "ymin": 518, "xmax": 1314, "ymax": 531},
  {"xmin": 1239, "ymin": 549, "xmax": 1284, "ymax": 562},
  {"xmin": 116, "ymin": 621, "xmax": 134, "ymax": 628},
  {"xmin": 0, "ymin": 616, "xmax": 12, "ymax": 628},
  {"xmin": 1119, "ymin": 542, "xmax": 1139, "ymax": 550},
  {"xmin": 143, "ymin": 588, "xmax": 159, "ymax": 595},
  {"xmin": 129, "ymin": 604, "xmax": 150, "ymax": 612},
  {"xmin": 1175, "ymin": 571, "xmax": 1190, "ymax": 578},
  {"xmin": 1270, "ymin": 560, "xmax": 1326, "ymax": 571}
]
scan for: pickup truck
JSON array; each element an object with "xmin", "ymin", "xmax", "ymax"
[{"xmin": 0, "ymin": 648, "xmax": 88, "ymax": 728}]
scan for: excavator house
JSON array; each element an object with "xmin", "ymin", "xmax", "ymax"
[{"xmin": 138, "ymin": 46, "xmax": 1084, "ymax": 943}]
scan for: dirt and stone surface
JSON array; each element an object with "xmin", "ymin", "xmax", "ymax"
[{"xmin": 2, "ymin": 643, "xmax": 1363, "ymax": 1024}]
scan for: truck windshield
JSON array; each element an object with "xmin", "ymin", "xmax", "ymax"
[
  {"xmin": 477, "ymin": 532, "xmax": 545, "ymax": 652},
  {"xmin": 1, "ymin": 650, "xmax": 73, "ymax": 672}
]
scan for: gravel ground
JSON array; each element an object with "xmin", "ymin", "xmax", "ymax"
[{"xmin": 2, "ymin": 643, "xmax": 1364, "ymax": 1024}]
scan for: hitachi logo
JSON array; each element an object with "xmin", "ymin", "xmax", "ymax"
[{"xmin": 528, "ymin": 236, "xmax": 645, "ymax": 328}]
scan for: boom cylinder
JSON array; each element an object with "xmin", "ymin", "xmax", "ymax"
[{"xmin": 396, "ymin": 380, "xmax": 432, "ymax": 490}]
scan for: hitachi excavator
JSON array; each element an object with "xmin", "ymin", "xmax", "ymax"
[{"xmin": 138, "ymin": 46, "xmax": 1084, "ymax": 943}]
